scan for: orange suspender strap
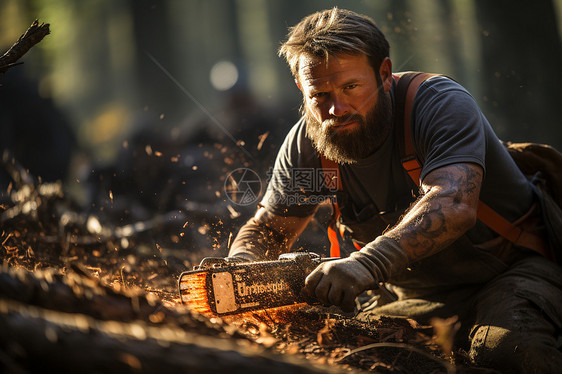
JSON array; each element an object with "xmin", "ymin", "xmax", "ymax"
[
  {"xmin": 326, "ymin": 204, "xmax": 342, "ymax": 257},
  {"xmin": 476, "ymin": 202, "xmax": 550, "ymax": 258},
  {"xmin": 319, "ymin": 155, "xmax": 342, "ymax": 257},
  {"xmin": 395, "ymin": 72, "xmax": 437, "ymax": 184},
  {"xmin": 395, "ymin": 72, "xmax": 551, "ymax": 258},
  {"xmin": 320, "ymin": 155, "xmax": 363, "ymax": 256}
]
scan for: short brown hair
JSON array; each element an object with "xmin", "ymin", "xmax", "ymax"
[{"xmin": 279, "ymin": 7, "xmax": 390, "ymax": 78}]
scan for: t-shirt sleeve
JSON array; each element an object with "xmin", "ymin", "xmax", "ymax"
[
  {"xmin": 412, "ymin": 77, "xmax": 487, "ymax": 182},
  {"xmin": 259, "ymin": 118, "xmax": 323, "ymax": 217}
]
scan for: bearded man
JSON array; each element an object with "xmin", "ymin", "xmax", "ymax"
[{"xmin": 226, "ymin": 7, "xmax": 562, "ymax": 373}]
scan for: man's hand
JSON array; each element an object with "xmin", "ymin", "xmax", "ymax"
[
  {"xmin": 302, "ymin": 257, "xmax": 377, "ymax": 312},
  {"xmin": 302, "ymin": 236, "xmax": 411, "ymax": 312}
]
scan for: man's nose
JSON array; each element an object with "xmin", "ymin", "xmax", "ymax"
[{"xmin": 328, "ymin": 94, "xmax": 351, "ymax": 117}]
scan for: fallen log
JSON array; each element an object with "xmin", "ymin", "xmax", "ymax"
[
  {"xmin": 0, "ymin": 298, "xmax": 342, "ymax": 374},
  {"xmin": 0, "ymin": 265, "xmax": 236, "ymax": 338}
]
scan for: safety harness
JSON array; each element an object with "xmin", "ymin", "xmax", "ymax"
[{"xmin": 321, "ymin": 72, "xmax": 550, "ymax": 259}]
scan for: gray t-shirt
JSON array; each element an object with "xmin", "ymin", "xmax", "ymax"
[{"xmin": 261, "ymin": 76, "xmax": 533, "ymax": 247}]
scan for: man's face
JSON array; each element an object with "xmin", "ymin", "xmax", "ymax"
[{"xmin": 298, "ymin": 53, "xmax": 393, "ymax": 164}]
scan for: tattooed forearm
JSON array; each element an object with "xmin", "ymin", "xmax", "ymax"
[
  {"xmin": 384, "ymin": 163, "xmax": 483, "ymax": 262},
  {"xmin": 424, "ymin": 164, "xmax": 481, "ymax": 197}
]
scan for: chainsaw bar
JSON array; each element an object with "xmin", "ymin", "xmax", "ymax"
[{"xmin": 178, "ymin": 253, "xmax": 321, "ymax": 316}]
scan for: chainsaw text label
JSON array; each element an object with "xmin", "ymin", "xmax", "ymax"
[{"xmin": 236, "ymin": 280, "xmax": 290, "ymax": 297}]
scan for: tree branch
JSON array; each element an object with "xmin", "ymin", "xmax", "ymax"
[{"xmin": 0, "ymin": 20, "xmax": 50, "ymax": 75}]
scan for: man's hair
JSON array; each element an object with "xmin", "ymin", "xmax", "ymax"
[{"xmin": 278, "ymin": 7, "xmax": 390, "ymax": 79}]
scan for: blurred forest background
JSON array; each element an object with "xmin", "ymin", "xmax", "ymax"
[{"xmin": 0, "ymin": 0, "xmax": 561, "ymax": 255}]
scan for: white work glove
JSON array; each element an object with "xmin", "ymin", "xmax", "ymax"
[{"xmin": 302, "ymin": 236, "xmax": 409, "ymax": 312}]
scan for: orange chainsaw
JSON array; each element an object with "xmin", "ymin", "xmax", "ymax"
[{"xmin": 178, "ymin": 252, "xmax": 335, "ymax": 316}]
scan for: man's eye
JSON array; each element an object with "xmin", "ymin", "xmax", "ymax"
[
  {"xmin": 312, "ymin": 92, "xmax": 327, "ymax": 99},
  {"xmin": 345, "ymin": 84, "xmax": 357, "ymax": 90}
]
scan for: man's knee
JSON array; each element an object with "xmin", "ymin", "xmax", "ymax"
[
  {"xmin": 469, "ymin": 325, "xmax": 515, "ymax": 369},
  {"xmin": 469, "ymin": 324, "xmax": 562, "ymax": 373}
]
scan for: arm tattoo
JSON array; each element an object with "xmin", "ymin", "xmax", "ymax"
[{"xmin": 387, "ymin": 163, "xmax": 482, "ymax": 261}]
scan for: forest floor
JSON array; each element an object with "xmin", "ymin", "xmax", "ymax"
[{"xmin": 0, "ymin": 166, "xmax": 500, "ymax": 374}]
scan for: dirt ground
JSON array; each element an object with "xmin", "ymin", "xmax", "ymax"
[{"xmin": 0, "ymin": 164, "xmax": 501, "ymax": 374}]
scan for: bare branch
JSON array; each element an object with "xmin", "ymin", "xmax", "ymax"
[{"xmin": 0, "ymin": 20, "xmax": 50, "ymax": 75}]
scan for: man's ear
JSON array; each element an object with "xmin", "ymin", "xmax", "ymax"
[
  {"xmin": 295, "ymin": 78, "xmax": 302, "ymax": 91},
  {"xmin": 379, "ymin": 57, "xmax": 393, "ymax": 92}
]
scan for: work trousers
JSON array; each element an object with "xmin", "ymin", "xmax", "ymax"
[{"xmin": 356, "ymin": 256, "xmax": 562, "ymax": 373}]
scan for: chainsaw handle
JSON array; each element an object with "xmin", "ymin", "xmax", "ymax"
[
  {"xmin": 194, "ymin": 252, "xmax": 338, "ymax": 272},
  {"xmin": 194, "ymin": 257, "xmax": 227, "ymax": 270},
  {"xmin": 282, "ymin": 253, "xmax": 339, "ymax": 276},
  {"xmin": 299, "ymin": 254, "xmax": 397, "ymax": 302}
]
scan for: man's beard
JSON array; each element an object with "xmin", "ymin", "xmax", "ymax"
[{"xmin": 304, "ymin": 92, "xmax": 393, "ymax": 164}]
